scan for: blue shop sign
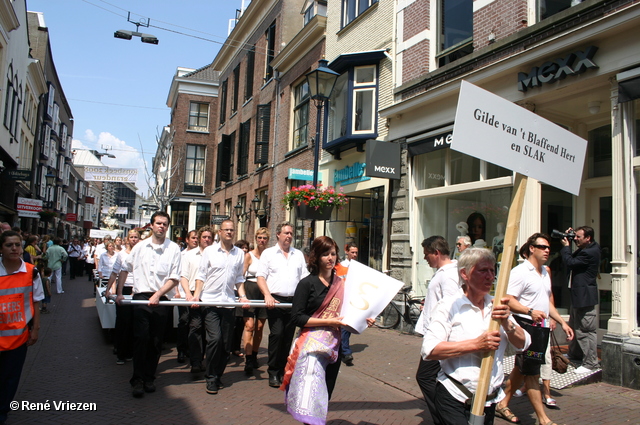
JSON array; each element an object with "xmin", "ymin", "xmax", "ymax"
[{"xmin": 334, "ymin": 162, "xmax": 370, "ymax": 186}]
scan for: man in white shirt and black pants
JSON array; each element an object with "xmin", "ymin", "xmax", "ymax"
[
  {"xmin": 190, "ymin": 220, "xmax": 246, "ymax": 394},
  {"xmin": 116, "ymin": 211, "xmax": 182, "ymax": 398},
  {"xmin": 257, "ymin": 222, "xmax": 309, "ymax": 387},
  {"xmin": 415, "ymin": 236, "xmax": 461, "ymax": 425}
]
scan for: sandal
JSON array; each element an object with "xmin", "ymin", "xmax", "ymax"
[
  {"xmin": 495, "ymin": 406, "xmax": 521, "ymax": 424},
  {"xmin": 232, "ymin": 350, "xmax": 244, "ymax": 358},
  {"xmin": 543, "ymin": 397, "xmax": 557, "ymax": 407}
]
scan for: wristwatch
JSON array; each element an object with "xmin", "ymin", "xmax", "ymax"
[{"xmin": 527, "ymin": 308, "xmax": 533, "ymax": 316}]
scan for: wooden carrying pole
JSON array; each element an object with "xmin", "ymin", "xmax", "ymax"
[{"xmin": 469, "ymin": 173, "xmax": 528, "ymax": 424}]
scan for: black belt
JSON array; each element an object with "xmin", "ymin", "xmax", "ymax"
[
  {"xmin": 272, "ymin": 294, "xmax": 294, "ymax": 302},
  {"xmin": 445, "ymin": 374, "xmax": 500, "ymax": 405}
]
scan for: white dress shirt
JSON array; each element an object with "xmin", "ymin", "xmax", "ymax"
[
  {"xmin": 195, "ymin": 243, "xmax": 245, "ymax": 305},
  {"xmin": 256, "ymin": 245, "xmax": 308, "ymax": 297},
  {"xmin": 112, "ymin": 250, "xmax": 134, "ymax": 287},
  {"xmin": 415, "ymin": 260, "xmax": 461, "ymax": 336},
  {"xmin": 124, "ymin": 237, "xmax": 182, "ymax": 296},
  {"xmin": 422, "ymin": 293, "xmax": 530, "ymax": 406},
  {"xmin": 507, "ymin": 259, "xmax": 551, "ymax": 317},
  {"xmin": 181, "ymin": 247, "xmax": 204, "ymax": 292}
]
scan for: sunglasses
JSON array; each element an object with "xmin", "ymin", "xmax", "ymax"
[{"xmin": 532, "ymin": 244, "xmax": 551, "ymax": 251}]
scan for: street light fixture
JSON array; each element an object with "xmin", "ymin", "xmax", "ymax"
[
  {"xmin": 305, "ymin": 59, "xmax": 339, "ymax": 187},
  {"xmin": 114, "ymin": 12, "xmax": 159, "ymax": 45}
]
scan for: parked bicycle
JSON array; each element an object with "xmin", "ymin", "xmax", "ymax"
[{"xmin": 375, "ymin": 285, "xmax": 424, "ymax": 332}]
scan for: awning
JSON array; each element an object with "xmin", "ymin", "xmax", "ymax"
[{"xmin": 328, "ymin": 49, "xmax": 388, "ymax": 74}]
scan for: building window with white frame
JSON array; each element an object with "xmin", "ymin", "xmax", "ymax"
[
  {"xmin": 184, "ymin": 144, "xmax": 206, "ymax": 193},
  {"xmin": 189, "ymin": 102, "xmax": 209, "ymax": 132},
  {"xmin": 437, "ymin": 0, "xmax": 473, "ymax": 67},
  {"xmin": 341, "ymin": 0, "xmax": 377, "ymax": 28},
  {"xmin": 292, "ymin": 80, "xmax": 310, "ymax": 150},
  {"xmin": 353, "ymin": 66, "xmax": 376, "ymax": 133}
]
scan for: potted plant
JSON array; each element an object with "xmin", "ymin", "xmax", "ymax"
[
  {"xmin": 38, "ymin": 210, "xmax": 58, "ymax": 222},
  {"xmin": 282, "ymin": 184, "xmax": 348, "ymax": 220}
]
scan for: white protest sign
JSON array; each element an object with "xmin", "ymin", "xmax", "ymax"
[
  {"xmin": 17, "ymin": 197, "xmax": 42, "ymax": 218},
  {"xmin": 452, "ymin": 81, "xmax": 587, "ymax": 195},
  {"xmin": 341, "ymin": 261, "xmax": 404, "ymax": 334}
]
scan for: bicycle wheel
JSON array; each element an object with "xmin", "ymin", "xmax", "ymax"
[{"xmin": 375, "ymin": 301, "xmax": 401, "ymax": 329}]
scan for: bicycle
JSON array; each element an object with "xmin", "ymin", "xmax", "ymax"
[{"xmin": 375, "ymin": 285, "xmax": 424, "ymax": 332}]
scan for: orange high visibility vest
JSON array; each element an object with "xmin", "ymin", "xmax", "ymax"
[
  {"xmin": 335, "ymin": 263, "xmax": 349, "ymax": 278},
  {"xmin": 0, "ymin": 263, "xmax": 35, "ymax": 351}
]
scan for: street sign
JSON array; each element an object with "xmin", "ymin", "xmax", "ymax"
[
  {"xmin": 211, "ymin": 215, "xmax": 230, "ymax": 225},
  {"xmin": 7, "ymin": 169, "xmax": 32, "ymax": 180},
  {"xmin": 452, "ymin": 80, "xmax": 587, "ymax": 195}
]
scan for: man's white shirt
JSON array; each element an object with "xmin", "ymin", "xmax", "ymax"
[
  {"xmin": 124, "ymin": 237, "xmax": 182, "ymax": 296},
  {"xmin": 507, "ymin": 259, "xmax": 551, "ymax": 317},
  {"xmin": 256, "ymin": 245, "xmax": 309, "ymax": 297},
  {"xmin": 195, "ymin": 243, "xmax": 245, "ymax": 305},
  {"xmin": 415, "ymin": 260, "xmax": 461, "ymax": 336}
]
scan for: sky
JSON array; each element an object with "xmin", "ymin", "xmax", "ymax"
[{"xmin": 26, "ymin": 0, "xmax": 246, "ymax": 196}]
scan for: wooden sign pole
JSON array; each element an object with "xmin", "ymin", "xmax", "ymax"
[{"xmin": 469, "ymin": 173, "xmax": 528, "ymax": 424}]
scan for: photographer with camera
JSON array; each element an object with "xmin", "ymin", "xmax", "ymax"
[{"xmin": 559, "ymin": 226, "xmax": 601, "ymax": 374}]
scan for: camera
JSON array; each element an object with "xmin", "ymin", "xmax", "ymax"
[{"xmin": 551, "ymin": 229, "xmax": 576, "ymax": 242}]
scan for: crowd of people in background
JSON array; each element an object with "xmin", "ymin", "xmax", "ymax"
[{"xmin": 0, "ymin": 215, "xmax": 602, "ymax": 425}]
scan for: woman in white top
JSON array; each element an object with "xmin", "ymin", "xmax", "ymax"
[
  {"xmin": 98, "ymin": 242, "xmax": 117, "ymax": 281},
  {"xmin": 114, "ymin": 236, "xmax": 123, "ymax": 253},
  {"xmin": 241, "ymin": 227, "xmax": 270, "ymax": 374},
  {"xmin": 83, "ymin": 239, "xmax": 96, "ymax": 282},
  {"xmin": 105, "ymin": 230, "xmax": 140, "ymax": 364}
]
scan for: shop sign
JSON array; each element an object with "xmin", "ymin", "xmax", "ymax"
[
  {"xmin": 84, "ymin": 167, "xmax": 138, "ymax": 182},
  {"xmin": 66, "ymin": 213, "xmax": 78, "ymax": 222},
  {"xmin": 517, "ymin": 46, "xmax": 598, "ymax": 92},
  {"xmin": 334, "ymin": 162, "xmax": 370, "ymax": 186},
  {"xmin": 7, "ymin": 169, "xmax": 31, "ymax": 180},
  {"xmin": 366, "ymin": 140, "xmax": 401, "ymax": 180},
  {"xmin": 17, "ymin": 197, "xmax": 42, "ymax": 218},
  {"xmin": 287, "ymin": 168, "xmax": 314, "ymax": 181},
  {"xmin": 407, "ymin": 129, "xmax": 453, "ymax": 157},
  {"xmin": 453, "ymin": 81, "xmax": 587, "ymax": 195},
  {"xmin": 211, "ymin": 215, "xmax": 230, "ymax": 225}
]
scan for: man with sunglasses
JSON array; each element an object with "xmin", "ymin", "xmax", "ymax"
[{"xmin": 496, "ymin": 233, "xmax": 573, "ymax": 425}]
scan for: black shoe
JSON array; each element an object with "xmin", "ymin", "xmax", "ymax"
[
  {"xmin": 206, "ymin": 381, "xmax": 219, "ymax": 394},
  {"xmin": 191, "ymin": 362, "xmax": 203, "ymax": 374},
  {"xmin": 116, "ymin": 358, "xmax": 125, "ymax": 365},
  {"xmin": 216, "ymin": 378, "xmax": 224, "ymax": 389},
  {"xmin": 244, "ymin": 362, "xmax": 253, "ymax": 375},
  {"xmin": 143, "ymin": 381, "xmax": 156, "ymax": 393},
  {"xmin": 342, "ymin": 354, "xmax": 354, "ymax": 366},
  {"xmin": 132, "ymin": 381, "xmax": 144, "ymax": 398},
  {"xmin": 268, "ymin": 374, "xmax": 280, "ymax": 388},
  {"xmin": 177, "ymin": 352, "xmax": 186, "ymax": 364},
  {"xmin": 250, "ymin": 354, "xmax": 260, "ymax": 369}
]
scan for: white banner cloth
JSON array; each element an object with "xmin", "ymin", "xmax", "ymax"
[{"xmin": 340, "ymin": 261, "xmax": 404, "ymax": 334}]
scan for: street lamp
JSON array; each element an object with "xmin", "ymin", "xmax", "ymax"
[
  {"xmin": 305, "ymin": 59, "xmax": 339, "ymax": 187},
  {"xmin": 114, "ymin": 12, "xmax": 159, "ymax": 45}
]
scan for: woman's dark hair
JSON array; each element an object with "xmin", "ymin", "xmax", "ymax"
[
  {"xmin": 466, "ymin": 212, "xmax": 486, "ymax": 244},
  {"xmin": 26, "ymin": 235, "xmax": 38, "ymax": 245},
  {"xmin": 0, "ymin": 230, "xmax": 22, "ymax": 246},
  {"xmin": 307, "ymin": 236, "xmax": 339, "ymax": 275},
  {"xmin": 234, "ymin": 239, "xmax": 250, "ymax": 250}
]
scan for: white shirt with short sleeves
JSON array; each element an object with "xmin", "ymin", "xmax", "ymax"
[
  {"xmin": 507, "ymin": 259, "xmax": 551, "ymax": 317},
  {"xmin": 422, "ymin": 293, "xmax": 530, "ymax": 406},
  {"xmin": 181, "ymin": 247, "xmax": 204, "ymax": 293},
  {"xmin": 112, "ymin": 250, "xmax": 134, "ymax": 287},
  {"xmin": 195, "ymin": 243, "xmax": 245, "ymax": 305},
  {"xmin": 124, "ymin": 237, "xmax": 182, "ymax": 297},
  {"xmin": 415, "ymin": 260, "xmax": 461, "ymax": 336},
  {"xmin": 256, "ymin": 245, "xmax": 309, "ymax": 297}
]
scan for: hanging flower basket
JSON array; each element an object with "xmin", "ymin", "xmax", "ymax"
[
  {"xmin": 38, "ymin": 210, "xmax": 58, "ymax": 222},
  {"xmin": 295, "ymin": 203, "xmax": 334, "ymax": 221},
  {"xmin": 282, "ymin": 184, "xmax": 348, "ymax": 221}
]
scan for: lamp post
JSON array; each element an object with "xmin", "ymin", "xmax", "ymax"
[{"xmin": 305, "ymin": 59, "xmax": 339, "ymax": 187}]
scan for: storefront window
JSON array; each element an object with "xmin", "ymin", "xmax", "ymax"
[
  {"xmin": 486, "ymin": 162, "xmax": 512, "ymax": 179},
  {"xmin": 541, "ymin": 184, "xmax": 573, "ymax": 313},
  {"xmin": 415, "ymin": 149, "xmax": 446, "ymax": 189},
  {"xmin": 415, "ymin": 187, "xmax": 512, "ymax": 295},
  {"xmin": 450, "ymin": 150, "xmax": 480, "ymax": 185},
  {"xmin": 587, "ymin": 124, "xmax": 612, "ymax": 178}
]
